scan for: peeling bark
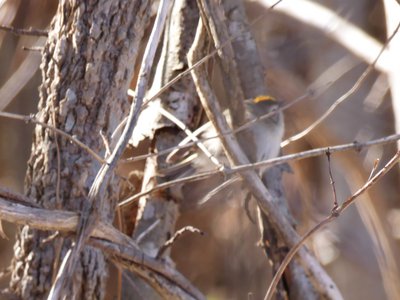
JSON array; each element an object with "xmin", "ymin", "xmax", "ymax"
[
  {"xmin": 126, "ymin": 0, "xmax": 200, "ymax": 298},
  {"xmin": 131, "ymin": 0, "xmax": 199, "ymax": 253}
]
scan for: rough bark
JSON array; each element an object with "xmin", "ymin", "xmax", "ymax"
[
  {"xmin": 125, "ymin": 0, "xmax": 200, "ymax": 298},
  {"xmin": 10, "ymin": 1, "xmax": 151, "ymax": 299},
  {"xmin": 132, "ymin": 0, "xmax": 199, "ymax": 254},
  {"xmin": 193, "ymin": 0, "xmax": 336, "ymax": 299},
  {"xmin": 220, "ymin": 1, "xmax": 319, "ymax": 298}
]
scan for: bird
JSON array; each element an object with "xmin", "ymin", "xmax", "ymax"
[{"xmin": 163, "ymin": 95, "xmax": 284, "ymax": 208}]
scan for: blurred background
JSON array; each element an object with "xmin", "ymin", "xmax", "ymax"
[
  {"xmin": 0, "ymin": 0, "xmax": 57, "ymax": 293},
  {"xmin": 1, "ymin": 0, "xmax": 399, "ymax": 299}
]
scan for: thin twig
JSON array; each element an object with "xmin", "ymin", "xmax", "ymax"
[
  {"xmin": 0, "ymin": 193, "xmax": 204, "ymax": 299},
  {"xmin": 249, "ymin": 134, "xmax": 400, "ymax": 173},
  {"xmin": 0, "ymin": 266, "xmax": 11, "ymax": 281},
  {"xmin": 135, "ymin": 219, "xmax": 161, "ymax": 244},
  {"xmin": 41, "ymin": 231, "xmax": 60, "ymax": 244},
  {"xmin": 264, "ymin": 150, "xmax": 400, "ymax": 300},
  {"xmin": 281, "ymin": 20, "xmax": 400, "ymax": 147},
  {"xmin": 118, "ymin": 169, "xmax": 215, "ymax": 207},
  {"xmin": 127, "ymin": 89, "xmax": 224, "ymax": 170},
  {"xmin": 120, "ymin": 80, "xmax": 332, "ymax": 165},
  {"xmin": 158, "ymin": 105, "xmax": 224, "ymax": 168},
  {"xmin": 0, "ymin": 24, "xmax": 48, "ymax": 36},
  {"xmin": 22, "ymin": 46, "xmax": 43, "ymax": 52},
  {"xmin": 100, "ymin": 130, "xmax": 111, "ymax": 157},
  {"xmin": 118, "ymin": 133, "xmax": 400, "ymax": 207},
  {"xmin": 156, "ymin": 226, "xmax": 204, "ymax": 258},
  {"xmin": 48, "ymin": 1, "xmax": 173, "ymax": 298},
  {"xmin": 190, "ymin": 16, "xmax": 341, "ymax": 299},
  {"xmin": 339, "ymin": 152, "xmax": 400, "ymax": 211},
  {"xmin": 95, "ymin": 239, "xmax": 205, "ymax": 299},
  {"xmin": 141, "ymin": 0, "xmax": 279, "ymax": 107},
  {"xmin": 0, "ymin": 37, "xmax": 44, "ymax": 111},
  {"xmin": 0, "ymin": 111, "xmax": 105, "ymax": 163},
  {"xmin": 112, "ymin": 0, "xmax": 284, "ymax": 139},
  {"xmin": 368, "ymin": 158, "xmax": 380, "ymax": 181},
  {"xmin": 0, "ymin": 185, "xmax": 41, "ymax": 208},
  {"xmin": 326, "ymin": 149, "xmax": 338, "ymax": 209},
  {"xmin": 121, "ymin": 88, "xmax": 316, "ymax": 165},
  {"xmin": 262, "ymin": 0, "xmax": 392, "ymax": 73},
  {"xmin": 51, "ymin": 238, "xmax": 64, "ymax": 285}
]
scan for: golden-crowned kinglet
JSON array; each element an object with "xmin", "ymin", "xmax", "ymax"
[
  {"xmin": 167, "ymin": 96, "xmax": 284, "ymax": 207},
  {"xmin": 194, "ymin": 96, "xmax": 284, "ymax": 174}
]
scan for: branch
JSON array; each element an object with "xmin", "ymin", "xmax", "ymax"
[
  {"xmin": 93, "ymin": 239, "xmax": 205, "ymax": 300},
  {"xmin": 188, "ymin": 19, "xmax": 342, "ymax": 300},
  {"xmin": 326, "ymin": 150, "xmax": 338, "ymax": 209},
  {"xmin": 49, "ymin": 0, "xmax": 173, "ymax": 297},
  {"xmin": 383, "ymin": 0, "xmax": 400, "ymax": 147},
  {"xmin": 196, "ymin": 0, "xmax": 246, "ymax": 121},
  {"xmin": 0, "ymin": 194, "xmax": 204, "ymax": 300},
  {"xmin": 156, "ymin": 226, "xmax": 204, "ymax": 259},
  {"xmin": 21, "ymin": 46, "xmax": 43, "ymax": 52},
  {"xmin": 0, "ymin": 25, "xmax": 48, "ymax": 37},
  {"xmin": 281, "ymin": 20, "xmax": 400, "ymax": 147},
  {"xmin": 128, "ymin": 89, "xmax": 224, "ymax": 170},
  {"xmin": 0, "ymin": 111, "xmax": 104, "ymax": 163},
  {"xmin": 261, "ymin": 0, "xmax": 394, "ymax": 73},
  {"xmin": 122, "ymin": 87, "xmax": 315, "ymax": 165},
  {"xmin": 115, "ymin": 0, "xmax": 283, "ymax": 123},
  {"xmin": 0, "ymin": 37, "xmax": 45, "ymax": 111},
  {"xmin": 264, "ymin": 150, "xmax": 400, "ymax": 300},
  {"xmin": 118, "ymin": 133, "xmax": 400, "ymax": 207},
  {"xmin": 0, "ymin": 186, "xmax": 40, "ymax": 208}
]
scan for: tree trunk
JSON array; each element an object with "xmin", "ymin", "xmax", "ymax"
[
  {"xmin": 125, "ymin": 0, "xmax": 200, "ymax": 297},
  {"xmin": 10, "ymin": 1, "xmax": 151, "ymax": 299}
]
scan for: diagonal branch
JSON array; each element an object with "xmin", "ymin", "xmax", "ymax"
[
  {"xmin": 0, "ymin": 24, "xmax": 48, "ymax": 36},
  {"xmin": 188, "ymin": 19, "xmax": 342, "ymax": 300},
  {"xmin": 118, "ymin": 133, "xmax": 400, "ymax": 208},
  {"xmin": 0, "ymin": 111, "xmax": 104, "ymax": 163},
  {"xmin": 264, "ymin": 150, "xmax": 400, "ymax": 300},
  {"xmin": 0, "ymin": 194, "xmax": 204, "ymax": 299},
  {"xmin": 261, "ymin": 0, "xmax": 394, "ymax": 73},
  {"xmin": 49, "ymin": 0, "xmax": 173, "ymax": 298},
  {"xmin": 281, "ymin": 20, "xmax": 400, "ymax": 147}
]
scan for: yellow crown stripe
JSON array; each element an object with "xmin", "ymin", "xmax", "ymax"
[{"xmin": 253, "ymin": 95, "xmax": 276, "ymax": 103}]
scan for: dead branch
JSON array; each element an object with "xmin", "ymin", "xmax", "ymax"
[
  {"xmin": 0, "ymin": 194, "xmax": 204, "ymax": 299},
  {"xmin": 0, "ymin": 25, "xmax": 48, "ymax": 37},
  {"xmin": 119, "ymin": 133, "xmax": 400, "ymax": 207},
  {"xmin": 157, "ymin": 226, "xmax": 204, "ymax": 258},
  {"xmin": 50, "ymin": 1, "xmax": 173, "ymax": 297},
  {"xmin": 188, "ymin": 18, "xmax": 342, "ymax": 300},
  {"xmin": 265, "ymin": 150, "xmax": 400, "ymax": 300},
  {"xmin": 282, "ymin": 20, "xmax": 400, "ymax": 147},
  {"xmin": 261, "ymin": 0, "xmax": 393, "ymax": 73},
  {"xmin": 0, "ymin": 111, "xmax": 104, "ymax": 163}
]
